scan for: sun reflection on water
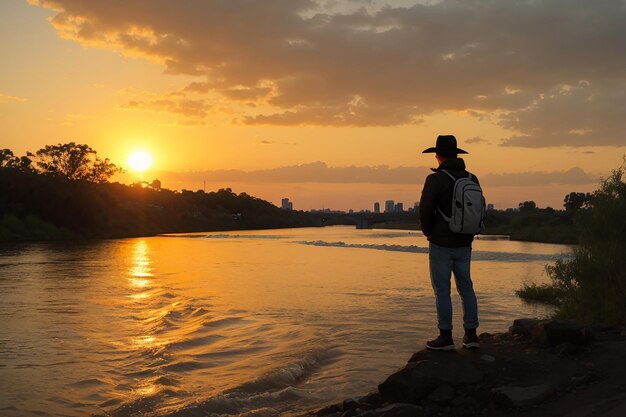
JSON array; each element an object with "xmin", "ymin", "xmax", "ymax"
[
  {"xmin": 126, "ymin": 239, "xmax": 167, "ymax": 404},
  {"xmin": 129, "ymin": 240, "xmax": 153, "ymax": 291}
]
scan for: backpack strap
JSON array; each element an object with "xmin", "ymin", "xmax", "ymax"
[
  {"xmin": 442, "ymin": 169, "xmax": 474, "ymax": 182},
  {"xmin": 436, "ymin": 169, "xmax": 456, "ymax": 220},
  {"xmin": 439, "ymin": 169, "xmax": 457, "ymax": 182},
  {"xmin": 437, "ymin": 207, "xmax": 451, "ymax": 222}
]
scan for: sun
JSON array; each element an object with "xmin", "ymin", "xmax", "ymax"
[{"xmin": 128, "ymin": 151, "xmax": 153, "ymax": 172}]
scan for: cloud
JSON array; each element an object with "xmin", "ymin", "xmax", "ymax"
[
  {"xmin": 157, "ymin": 161, "xmax": 598, "ymax": 187},
  {"xmin": 161, "ymin": 161, "xmax": 432, "ymax": 184},
  {"xmin": 0, "ymin": 92, "xmax": 27, "ymax": 104},
  {"xmin": 465, "ymin": 136, "xmax": 488, "ymax": 144},
  {"xmin": 499, "ymin": 81, "xmax": 626, "ymax": 147},
  {"xmin": 31, "ymin": 0, "xmax": 626, "ymax": 144},
  {"xmin": 183, "ymin": 82, "xmax": 210, "ymax": 94},
  {"xmin": 481, "ymin": 167, "xmax": 598, "ymax": 187},
  {"xmin": 116, "ymin": 87, "xmax": 211, "ymax": 124}
]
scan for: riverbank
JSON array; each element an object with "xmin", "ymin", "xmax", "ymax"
[{"xmin": 307, "ymin": 319, "xmax": 626, "ymax": 417}]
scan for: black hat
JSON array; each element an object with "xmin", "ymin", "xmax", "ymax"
[{"xmin": 422, "ymin": 135, "xmax": 468, "ymax": 157}]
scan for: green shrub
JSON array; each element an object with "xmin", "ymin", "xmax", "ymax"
[
  {"xmin": 516, "ymin": 282, "xmax": 565, "ymax": 305},
  {"xmin": 519, "ymin": 159, "xmax": 626, "ymax": 324}
]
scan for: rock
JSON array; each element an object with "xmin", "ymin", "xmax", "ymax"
[
  {"xmin": 378, "ymin": 355, "xmax": 483, "ymax": 403},
  {"xmin": 315, "ymin": 403, "xmax": 342, "ymax": 415},
  {"xmin": 427, "ymin": 384, "xmax": 456, "ymax": 404},
  {"xmin": 407, "ymin": 350, "xmax": 431, "ymax": 363},
  {"xmin": 531, "ymin": 320, "xmax": 590, "ymax": 346},
  {"xmin": 555, "ymin": 342, "xmax": 579, "ymax": 356},
  {"xmin": 480, "ymin": 354, "xmax": 495, "ymax": 363},
  {"xmin": 509, "ymin": 318, "xmax": 542, "ymax": 337},
  {"xmin": 358, "ymin": 392, "xmax": 383, "ymax": 409},
  {"xmin": 492, "ymin": 384, "xmax": 553, "ymax": 407},
  {"xmin": 371, "ymin": 403, "xmax": 425, "ymax": 417},
  {"xmin": 342, "ymin": 398, "xmax": 360, "ymax": 412},
  {"xmin": 451, "ymin": 396, "xmax": 470, "ymax": 406}
]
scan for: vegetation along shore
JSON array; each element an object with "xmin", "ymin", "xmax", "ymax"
[{"xmin": 1, "ymin": 143, "xmax": 605, "ymax": 245}]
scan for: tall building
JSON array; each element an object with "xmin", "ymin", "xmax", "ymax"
[
  {"xmin": 281, "ymin": 198, "xmax": 293, "ymax": 210},
  {"xmin": 374, "ymin": 202, "xmax": 380, "ymax": 213},
  {"xmin": 384, "ymin": 200, "xmax": 395, "ymax": 213},
  {"xmin": 395, "ymin": 202, "xmax": 404, "ymax": 213},
  {"xmin": 487, "ymin": 203, "xmax": 495, "ymax": 210}
]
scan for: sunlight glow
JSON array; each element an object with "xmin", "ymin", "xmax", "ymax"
[{"xmin": 128, "ymin": 151, "xmax": 153, "ymax": 172}]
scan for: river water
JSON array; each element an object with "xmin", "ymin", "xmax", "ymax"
[{"xmin": 0, "ymin": 226, "xmax": 568, "ymax": 417}]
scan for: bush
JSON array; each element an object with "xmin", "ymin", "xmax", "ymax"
[
  {"xmin": 518, "ymin": 159, "xmax": 626, "ymax": 324},
  {"xmin": 516, "ymin": 282, "xmax": 565, "ymax": 306}
]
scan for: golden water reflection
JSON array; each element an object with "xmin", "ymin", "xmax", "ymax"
[
  {"xmin": 127, "ymin": 239, "xmax": 163, "ymax": 403},
  {"xmin": 129, "ymin": 240, "xmax": 153, "ymax": 291}
]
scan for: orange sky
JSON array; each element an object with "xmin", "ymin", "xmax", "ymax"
[{"xmin": 1, "ymin": 0, "xmax": 625, "ymax": 210}]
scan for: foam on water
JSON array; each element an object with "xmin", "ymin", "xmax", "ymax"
[
  {"xmin": 294, "ymin": 240, "xmax": 568, "ymax": 262},
  {"xmin": 163, "ymin": 234, "xmax": 286, "ymax": 240}
]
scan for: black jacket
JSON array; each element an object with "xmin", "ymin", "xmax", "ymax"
[{"xmin": 419, "ymin": 158, "xmax": 480, "ymax": 247}]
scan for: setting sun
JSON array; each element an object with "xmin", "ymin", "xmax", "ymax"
[{"xmin": 127, "ymin": 151, "xmax": 153, "ymax": 172}]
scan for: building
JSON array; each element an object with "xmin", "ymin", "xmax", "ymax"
[
  {"xmin": 487, "ymin": 203, "xmax": 495, "ymax": 210},
  {"xmin": 395, "ymin": 202, "xmax": 404, "ymax": 213},
  {"xmin": 384, "ymin": 200, "xmax": 395, "ymax": 213},
  {"xmin": 281, "ymin": 198, "xmax": 293, "ymax": 210},
  {"xmin": 374, "ymin": 202, "xmax": 380, "ymax": 213}
]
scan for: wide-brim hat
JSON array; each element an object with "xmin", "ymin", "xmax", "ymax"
[{"xmin": 422, "ymin": 135, "xmax": 468, "ymax": 157}]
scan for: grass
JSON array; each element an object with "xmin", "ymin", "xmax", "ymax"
[{"xmin": 516, "ymin": 282, "xmax": 564, "ymax": 306}]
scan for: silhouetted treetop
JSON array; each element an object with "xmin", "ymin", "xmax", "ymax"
[
  {"xmin": 564, "ymin": 192, "xmax": 591, "ymax": 211},
  {"xmin": 0, "ymin": 148, "xmax": 32, "ymax": 171},
  {"xmin": 518, "ymin": 200, "xmax": 537, "ymax": 212},
  {"xmin": 30, "ymin": 142, "xmax": 122, "ymax": 183}
]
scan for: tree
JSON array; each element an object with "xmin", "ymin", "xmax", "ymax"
[
  {"xmin": 0, "ymin": 148, "xmax": 32, "ymax": 171},
  {"xmin": 31, "ymin": 142, "xmax": 122, "ymax": 183},
  {"xmin": 0, "ymin": 149, "xmax": 15, "ymax": 167},
  {"xmin": 518, "ymin": 200, "xmax": 536, "ymax": 212},
  {"xmin": 563, "ymin": 192, "xmax": 591, "ymax": 211},
  {"xmin": 518, "ymin": 159, "xmax": 626, "ymax": 324}
]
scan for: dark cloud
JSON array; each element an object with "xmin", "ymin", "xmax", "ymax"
[
  {"xmin": 162, "ymin": 161, "xmax": 431, "ymax": 184},
  {"xmin": 33, "ymin": 0, "xmax": 626, "ymax": 145},
  {"xmin": 183, "ymin": 82, "xmax": 210, "ymax": 94},
  {"xmin": 118, "ymin": 97, "xmax": 210, "ymax": 124},
  {"xmin": 158, "ymin": 161, "xmax": 597, "ymax": 187},
  {"xmin": 500, "ymin": 82, "xmax": 626, "ymax": 147}
]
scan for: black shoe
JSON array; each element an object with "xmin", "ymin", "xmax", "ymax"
[
  {"xmin": 462, "ymin": 332, "xmax": 480, "ymax": 349},
  {"xmin": 426, "ymin": 336, "xmax": 455, "ymax": 351}
]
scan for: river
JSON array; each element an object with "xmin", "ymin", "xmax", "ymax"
[{"xmin": 0, "ymin": 226, "xmax": 569, "ymax": 416}]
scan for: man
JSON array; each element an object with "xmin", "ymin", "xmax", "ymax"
[{"xmin": 419, "ymin": 135, "xmax": 480, "ymax": 351}]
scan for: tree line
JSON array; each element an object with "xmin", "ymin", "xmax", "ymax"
[{"xmin": 0, "ymin": 143, "xmax": 318, "ymax": 241}]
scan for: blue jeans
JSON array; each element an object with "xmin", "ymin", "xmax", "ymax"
[{"xmin": 428, "ymin": 242, "xmax": 479, "ymax": 331}]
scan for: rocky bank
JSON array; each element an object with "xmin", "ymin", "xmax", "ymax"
[{"xmin": 307, "ymin": 319, "xmax": 626, "ymax": 417}]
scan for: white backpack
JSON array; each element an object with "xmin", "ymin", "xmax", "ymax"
[{"xmin": 437, "ymin": 169, "xmax": 485, "ymax": 235}]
